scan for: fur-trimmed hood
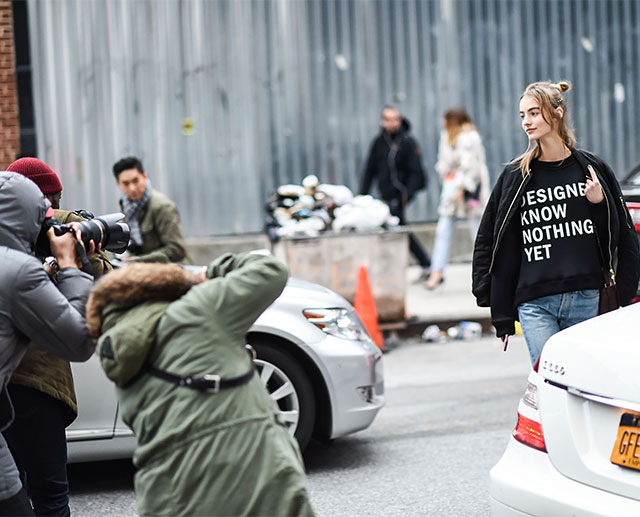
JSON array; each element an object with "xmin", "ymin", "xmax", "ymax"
[
  {"xmin": 85, "ymin": 263, "xmax": 202, "ymax": 388},
  {"xmin": 86, "ymin": 263, "xmax": 202, "ymax": 340}
]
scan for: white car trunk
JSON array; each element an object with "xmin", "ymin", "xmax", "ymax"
[{"xmin": 537, "ymin": 303, "xmax": 640, "ymax": 501}]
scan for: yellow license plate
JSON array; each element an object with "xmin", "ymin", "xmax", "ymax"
[{"xmin": 611, "ymin": 413, "xmax": 640, "ymax": 471}]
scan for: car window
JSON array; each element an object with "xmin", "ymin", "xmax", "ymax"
[{"xmin": 624, "ymin": 165, "xmax": 640, "ymax": 185}]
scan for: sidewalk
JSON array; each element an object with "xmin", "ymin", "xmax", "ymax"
[{"xmin": 398, "ymin": 263, "xmax": 492, "ymax": 337}]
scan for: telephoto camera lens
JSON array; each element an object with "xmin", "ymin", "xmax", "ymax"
[{"xmin": 77, "ymin": 213, "xmax": 130, "ymax": 253}]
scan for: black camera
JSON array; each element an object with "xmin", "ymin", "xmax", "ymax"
[{"xmin": 40, "ymin": 212, "xmax": 130, "ymax": 255}]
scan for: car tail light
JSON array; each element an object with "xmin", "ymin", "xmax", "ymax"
[
  {"xmin": 513, "ymin": 413, "xmax": 547, "ymax": 452},
  {"xmin": 626, "ymin": 202, "xmax": 640, "ymax": 232}
]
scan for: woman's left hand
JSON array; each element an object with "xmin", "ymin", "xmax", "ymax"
[
  {"xmin": 585, "ymin": 165, "xmax": 604, "ymax": 203},
  {"xmin": 452, "ymin": 188, "xmax": 465, "ymax": 205}
]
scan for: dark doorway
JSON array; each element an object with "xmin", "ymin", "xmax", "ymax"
[{"xmin": 11, "ymin": 0, "xmax": 36, "ymax": 158}]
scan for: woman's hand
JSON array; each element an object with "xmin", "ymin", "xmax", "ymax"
[
  {"xmin": 452, "ymin": 187, "xmax": 465, "ymax": 205},
  {"xmin": 585, "ymin": 165, "xmax": 604, "ymax": 203}
]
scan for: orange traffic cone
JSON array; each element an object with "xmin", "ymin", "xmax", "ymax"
[{"xmin": 353, "ymin": 265, "xmax": 385, "ymax": 350}]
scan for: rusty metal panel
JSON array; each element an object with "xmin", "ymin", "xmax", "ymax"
[
  {"xmin": 25, "ymin": 0, "xmax": 640, "ymax": 236},
  {"xmin": 272, "ymin": 230, "xmax": 409, "ymax": 321}
]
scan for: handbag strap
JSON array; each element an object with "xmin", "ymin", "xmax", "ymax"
[{"xmin": 603, "ymin": 267, "xmax": 617, "ymax": 288}]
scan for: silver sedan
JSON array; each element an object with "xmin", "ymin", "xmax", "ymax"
[{"xmin": 67, "ymin": 277, "xmax": 385, "ymax": 461}]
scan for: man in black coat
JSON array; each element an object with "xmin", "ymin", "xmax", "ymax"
[{"xmin": 360, "ymin": 105, "xmax": 431, "ymax": 276}]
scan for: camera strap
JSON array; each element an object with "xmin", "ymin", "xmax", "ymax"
[
  {"xmin": 74, "ymin": 241, "xmax": 97, "ymax": 279},
  {"xmin": 143, "ymin": 364, "xmax": 256, "ymax": 394},
  {"xmin": 121, "ymin": 345, "xmax": 260, "ymax": 392}
]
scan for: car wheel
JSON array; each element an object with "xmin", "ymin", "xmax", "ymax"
[{"xmin": 250, "ymin": 340, "xmax": 316, "ymax": 450}]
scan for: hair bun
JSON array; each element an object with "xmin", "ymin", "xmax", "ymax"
[{"xmin": 556, "ymin": 81, "xmax": 571, "ymax": 93}]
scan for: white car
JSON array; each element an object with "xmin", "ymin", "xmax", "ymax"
[
  {"xmin": 66, "ymin": 277, "xmax": 385, "ymax": 462},
  {"xmin": 490, "ymin": 303, "xmax": 640, "ymax": 516}
]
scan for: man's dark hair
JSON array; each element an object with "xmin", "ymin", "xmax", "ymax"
[
  {"xmin": 113, "ymin": 156, "xmax": 144, "ymax": 180},
  {"xmin": 381, "ymin": 104, "xmax": 400, "ymax": 116}
]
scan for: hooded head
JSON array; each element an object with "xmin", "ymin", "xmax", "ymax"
[
  {"xmin": 86, "ymin": 263, "xmax": 202, "ymax": 387},
  {"xmin": 0, "ymin": 171, "xmax": 52, "ymax": 254},
  {"xmin": 86, "ymin": 263, "xmax": 202, "ymax": 340}
]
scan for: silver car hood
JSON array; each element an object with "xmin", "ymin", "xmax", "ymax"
[
  {"xmin": 279, "ymin": 277, "xmax": 352, "ymax": 308},
  {"xmin": 250, "ymin": 277, "xmax": 357, "ymax": 345},
  {"xmin": 540, "ymin": 303, "xmax": 640, "ymax": 404}
]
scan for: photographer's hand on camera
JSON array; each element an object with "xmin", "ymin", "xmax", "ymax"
[{"xmin": 47, "ymin": 223, "xmax": 97, "ymax": 270}]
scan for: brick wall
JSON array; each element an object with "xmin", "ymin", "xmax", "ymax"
[{"xmin": 0, "ymin": 1, "xmax": 19, "ymax": 169}]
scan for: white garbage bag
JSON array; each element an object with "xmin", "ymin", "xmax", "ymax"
[{"xmin": 332, "ymin": 195, "xmax": 399, "ymax": 232}]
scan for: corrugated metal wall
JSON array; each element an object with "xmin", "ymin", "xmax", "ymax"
[{"xmin": 26, "ymin": 0, "xmax": 640, "ymax": 236}]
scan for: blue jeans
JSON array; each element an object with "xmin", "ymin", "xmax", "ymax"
[
  {"xmin": 431, "ymin": 215, "xmax": 480, "ymax": 271},
  {"xmin": 517, "ymin": 289, "xmax": 600, "ymax": 365}
]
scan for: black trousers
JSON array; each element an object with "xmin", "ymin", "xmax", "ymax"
[
  {"xmin": 3, "ymin": 385, "xmax": 71, "ymax": 517},
  {"xmin": 388, "ymin": 197, "xmax": 431, "ymax": 269}
]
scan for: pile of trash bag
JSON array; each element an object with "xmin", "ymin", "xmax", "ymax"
[{"xmin": 264, "ymin": 175, "xmax": 400, "ymax": 241}]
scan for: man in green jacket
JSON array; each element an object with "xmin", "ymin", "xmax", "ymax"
[
  {"xmin": 86, "ymin": 252, "xmax": 315, "ymax": 516},
  {"xmin": 113, "ymin": 156, "xmax": 190, "ymax": 264}
]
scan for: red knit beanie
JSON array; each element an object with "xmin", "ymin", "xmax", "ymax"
[{"xmin": 7, "ymin": 157, "xmax": 63, "ymax": 195}]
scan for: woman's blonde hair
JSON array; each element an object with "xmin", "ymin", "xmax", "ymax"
[
  {"xmin": 444, "ymin": 107, "xmax": 476, "ymax": 146},
  {"xmin": 514, "ymin": 80, "xmax": 576, "ymax": 177}
]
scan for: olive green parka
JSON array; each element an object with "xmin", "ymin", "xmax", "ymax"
[{"xmin": 86, "ymin": 253, "xmax": 315, "ymax": 517}]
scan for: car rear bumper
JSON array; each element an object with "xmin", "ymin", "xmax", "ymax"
[
  {"xmin": 490, "ymin": 437, "xmax": 640, "ymax": 517},
  {"xmin": 310, "ymin": 335, "xmax": 384, "ymax": 439}
]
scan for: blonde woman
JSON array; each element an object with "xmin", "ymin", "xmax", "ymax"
[
  {"xmin": 472, "ymin": 81, "xmax": 639, "ymax": 365},
  {"xmin": 426, "ymin": 108, "xmax": 490, "ymax": 289}
]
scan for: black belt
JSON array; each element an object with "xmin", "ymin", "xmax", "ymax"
[{"xmin": 144, "ymin": 365, "xmax": 255, "ymax": 394}]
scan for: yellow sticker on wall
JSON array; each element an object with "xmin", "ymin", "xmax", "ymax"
[{"xmin": 182, "ymin": 118, "xmax": 195, "ymax": 136}]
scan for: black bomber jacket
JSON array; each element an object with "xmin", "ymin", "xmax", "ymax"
[{"xmin": 472, "ymin": 148, "xmax": 640, "ymax": 337}]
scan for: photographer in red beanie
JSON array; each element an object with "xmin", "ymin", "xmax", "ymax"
[{"xmin": 7, "ymin": 157, "xmax": 63, "ymax": 209}]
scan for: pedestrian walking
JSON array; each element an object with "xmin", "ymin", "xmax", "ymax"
[
  {"xmin": 86, "ymin": 253, "xmax": 315, "ymax": 516},
  {"xmin": 472, "ymin": 80, "xmax": 639, "ymax": 365},
  {"xmin": 426, "ymin": 108, "xmax": 490, "ymax": 289},
  {"xmin": 360, "ymin": 105, "xmax": 431, "ymax": 278}
]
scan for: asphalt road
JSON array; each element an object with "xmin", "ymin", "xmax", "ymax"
[{"xmin": 67, "ymin": 334, "xmax": 532, "ymax": 516}]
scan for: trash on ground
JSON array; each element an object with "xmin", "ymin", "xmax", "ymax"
[
  {"xmin": 447, "ymin": 321, "xmax": 483, "ymax": 340},
  {"xmin": 421, "ymin": 324, "xmax": 443, "ymax": 342}
]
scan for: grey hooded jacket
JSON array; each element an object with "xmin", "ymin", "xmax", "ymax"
[{"xmin": 0, "ymin": 172, "xmax": 94, "ymax": 499}]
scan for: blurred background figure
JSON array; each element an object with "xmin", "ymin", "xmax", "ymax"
[
  {"xmin": 360, "ymin": 105, "xmax": 431, "ymax": 278},
  {"xmin": 426, "ymin": 108, "xmax": 489, "ymax": 289},
  {"xmin": 112, "ymin": 156, "xmax": 190, "ymax": 264}
]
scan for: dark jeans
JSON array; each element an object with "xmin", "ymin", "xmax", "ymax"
[
  {"xmin": 3, "ymin": 385, "xmax": 71, "ymax": 517},
  {"xmin": 388, "ymin": 197, "xmax": 431, "ymax": 269},
  {"xmin": 0, "ymin": 487, "xmax": 34, "ymax": 516}
]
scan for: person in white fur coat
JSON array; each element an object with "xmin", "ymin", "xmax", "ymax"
[{"xmin": 426, "ymin": 108, "xmax": 490, "ymax": 289}]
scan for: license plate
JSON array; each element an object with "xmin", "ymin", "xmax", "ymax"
[{"xmin": 610, "ymin": 413, "xmax": 640, "ymax": 471}]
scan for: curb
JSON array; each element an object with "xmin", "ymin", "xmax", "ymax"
[{"xmin": 381, "ymin": 316, "xmax": 494, "ymax": 340}]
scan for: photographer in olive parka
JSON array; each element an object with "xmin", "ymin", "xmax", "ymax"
[
  {"xmin": 86, "ymin": 252, "xmax": 315, "ymax": 517},
  {"xmin": 0, "ymin": 172, "xmax": 94, "ymax": 515}
]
